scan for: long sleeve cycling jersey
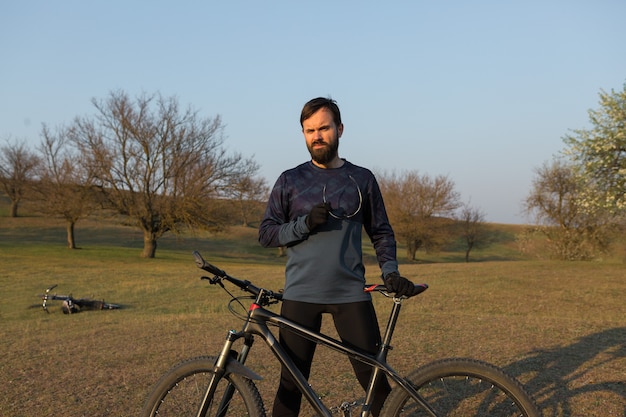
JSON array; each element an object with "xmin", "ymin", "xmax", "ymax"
[{"xmin": 258, "ymin": 160, "xmax": 398, "ymax": 303}]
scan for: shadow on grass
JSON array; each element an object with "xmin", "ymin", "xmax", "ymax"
[{"xmin": 503, "ymin": 327, "xmax": 626, "ymax": 416}]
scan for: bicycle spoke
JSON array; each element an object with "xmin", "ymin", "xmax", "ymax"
[
  {"xmin": 396, "ymin": 375, "xmax": 528, "ymax": 416},
  {"xmin": 152, "ymin": 371, "xmax": 254, "ymax": 416}
]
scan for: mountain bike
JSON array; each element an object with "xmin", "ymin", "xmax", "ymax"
[
  {"xmin": 39, "ymin": 284, "xmax": 121, "ymax": 314},
  {"xmin": 141, "ymin": 251, "xmax": 540, "ymax": 416}
]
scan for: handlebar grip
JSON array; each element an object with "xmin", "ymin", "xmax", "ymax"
[
  {"xmin": 364, "ymin": 283, "xmax": 428, "ymax": 297},
  {"xmin": 193, "ymin": 251, "xmax": 226, "ymax": 277},
  {"xmin": 413, "ymin": 283, "xmax": 429, "ymax": 295}
]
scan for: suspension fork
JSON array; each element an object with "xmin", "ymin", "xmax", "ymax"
[
  {"xmin": 194, "ymin": 328, "xmax": 257, "ymax": 417},
  {"xmin": 214, "ymin": 332, "xmax": 255, "ymax": 417},
  {"xmin": 196, "ymin": 291, "xmax": 266, "ymax": 417},
  {"xmin": 195, "ymin": 330, "xmax": 237, "ymax": 417}
]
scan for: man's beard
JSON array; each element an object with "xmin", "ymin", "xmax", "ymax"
[{"xmin": 308, "ymin": 139, "xmax": 339, "ymax": 165}]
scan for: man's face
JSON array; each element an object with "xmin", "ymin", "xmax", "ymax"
[{"xmin": 302, "ymin": 108, "xmax": 343, "ymax": 167}]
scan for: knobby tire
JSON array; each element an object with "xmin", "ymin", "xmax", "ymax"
[
  {"xmin": 381, "ymin": 358, "xmax": 540, "ymax": 417},
  {"xmin": 141, "ymin": 356, "xmax": 266, "ymax": 417}
]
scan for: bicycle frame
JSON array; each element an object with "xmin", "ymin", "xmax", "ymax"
[
  {"xmin": 144, "ymin": 253, "xmax": 538, "ymax": 417},
  {"xmin": 40, "ymin": 284, "xmax": 119, "ymax": 313},
  {"xmin": 200, "ymin": 287, "xmax": 438, "ymax": 417}
]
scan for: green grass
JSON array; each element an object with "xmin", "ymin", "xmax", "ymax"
[{"xmin": 0, "ymin": 215, "xmax": 624, "ymax": 416}]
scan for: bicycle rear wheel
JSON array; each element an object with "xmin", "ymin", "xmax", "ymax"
[
  {"xmin": 381, "ymin": 358, "xmax": 539, "ymax": 417},
  {"xmin": 141, "ymin": 356, "xmax": 266, "ymax": 417}
]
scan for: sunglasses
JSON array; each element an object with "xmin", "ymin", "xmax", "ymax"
[{"xmin": 322, "ymin": 175, "xmax": 363, "ymax": 220}]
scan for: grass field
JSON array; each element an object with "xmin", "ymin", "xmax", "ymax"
[{"xmin": 0, "ymin": 215, "xmax": 624, "ymax": 416}]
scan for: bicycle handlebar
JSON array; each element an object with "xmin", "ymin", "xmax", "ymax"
[
  {"xmin": 193, "ymin": 251, "xmax": 428, "ymax": 299},
  {"xmin": 41, "ymin": 284, "xmax": 59, "ymax": 312},
  {"xmin": 193, "ymin": 251, "xmax": 226, "ymax": 276},
  {"xmin": 194, "ymin": 251, "xmax": 273, "ymax": 299}
]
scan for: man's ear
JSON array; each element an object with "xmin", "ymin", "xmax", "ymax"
[{"xmin": 337, "ymin": 123, "xmax": 344, "ymax": 138}]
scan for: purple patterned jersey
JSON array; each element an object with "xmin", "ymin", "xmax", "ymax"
[{"xmin": 259, "ymin": 160, "xmax": 398, "ymax": 303}]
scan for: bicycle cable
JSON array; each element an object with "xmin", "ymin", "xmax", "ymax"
[
  {"xmin": 227, "ymin": 296, "xmax": 254, "ymax": 321},
  {"xmin": 212, "ymin": 280, "xmax": 281, "ymax": 326}
]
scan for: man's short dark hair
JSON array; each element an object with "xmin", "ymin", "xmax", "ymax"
[{"xmin": 300, "ymin": 97, "xmax": 342, "ymax": 128}]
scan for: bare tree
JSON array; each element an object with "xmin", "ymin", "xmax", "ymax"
[
  {"xmin": 225, "ymin": 166, "xmax": 269, "ymax": 226},
  {"xmin": 0, "ymin": 137, "xmax": 40, "ymax": 217},
  {"xmin": 379, "ymin": 170, "xmax": 461, "ymax": 261},
  {"xmin": 456, "ymin": 202, "xmax": 487, "ymax": 262},
  {"xmin": 524, "ymin": 158, "xmax": 613, "ymax": 260},
  {"xmin": 31, "ymin": 124, "xmax": 97, "ymax": 248},
  {"xmin": 69, "ymin": 90, "xmax": 255, "ymax": 258},
  {"xmin": 525, "ymin": 159, "xmax": 582, "ymax": 229}
]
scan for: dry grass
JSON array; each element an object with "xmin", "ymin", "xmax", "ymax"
[{"xmin": 0, "ymin": 217, "xmax": 624, "ymax": 416}]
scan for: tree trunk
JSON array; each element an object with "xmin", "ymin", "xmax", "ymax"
[
  {"xmin": 406, "ymin": 241, "xmax": 412, "ymax": 260},
  {"xmin": 10, "ymin": 200, "xmax": 18, "ymax": 217},
  {"xmin": 406, "ymin": 239, "xmax": 420, "ymax": 261},
  {"xmin": 142, "ymin": 231, "xmax": 158, "ymax": 258},
  {"xmin": 66, "ymin": 221, "xmax": 77, "ymax": 249},
  {"xmin": 465, "ymin": 241, "xmax": 473, "ymax": 262},
  {"xmin": 240, "ymin": 203, "xmax": 249, "ymax": 227}
]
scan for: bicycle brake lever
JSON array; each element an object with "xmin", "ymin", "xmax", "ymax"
[{"xmin": 201, "ymin": 276, "xmax": 225, "ymax": 287}]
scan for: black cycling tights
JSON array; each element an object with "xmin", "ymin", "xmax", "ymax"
[{"xmin": 272, "ymin": 299, "xmax": 391, "ymax": 417}]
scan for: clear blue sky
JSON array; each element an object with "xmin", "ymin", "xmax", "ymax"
[{"xmin": 2, "ymin": 1, "xmax": 625, "ymax": 224}]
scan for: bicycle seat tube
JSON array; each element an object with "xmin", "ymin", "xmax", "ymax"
[{"xmin": 373, "ymin": 297, "xmax": 439, "ymax": 417}]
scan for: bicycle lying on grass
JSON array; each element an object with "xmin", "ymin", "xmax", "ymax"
[
  {"xmin": 39, "ymin": 284, "xmax": 121, "ymax": 314},
  {"xmin": 142, "ymin": 251, "xmax": 539, "ymax": 416}
]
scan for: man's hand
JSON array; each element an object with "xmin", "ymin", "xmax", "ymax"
[
  {"xmin": 306, "ymin": 202, "xmax": 331, "ymax": 231},
  {"xmin": 384, "ymin": 272, "xmax": 416, "ymax": 297}
]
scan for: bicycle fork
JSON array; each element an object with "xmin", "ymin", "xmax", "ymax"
[{"xmin": 195, "ymin": 330, "xmax": 257, "ymax": 417}]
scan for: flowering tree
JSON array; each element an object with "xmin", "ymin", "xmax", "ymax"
[
  {"xmin": 524, "ymin": 83, "xmax": 625, "ymax": 260},
  {"xmin": 563, "ymin": 83, "xmax": 626, "ymax": 216}
]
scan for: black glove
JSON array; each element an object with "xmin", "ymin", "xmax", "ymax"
[
  {"xmin": 384, "ymin": 272, "xmax": 416, "ymax": 297},
  {"xmin": 305, "ymin": 202, "xmax": 331, "ymax": 231}
]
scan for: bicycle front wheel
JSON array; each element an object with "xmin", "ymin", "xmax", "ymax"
[
  {"xmin": 381, "ymin": 358, "xmax": 539, "ymax": 417},
  {"xmin": 141, "ymin": 356, "xmax": 266, "ymax": 417}
]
